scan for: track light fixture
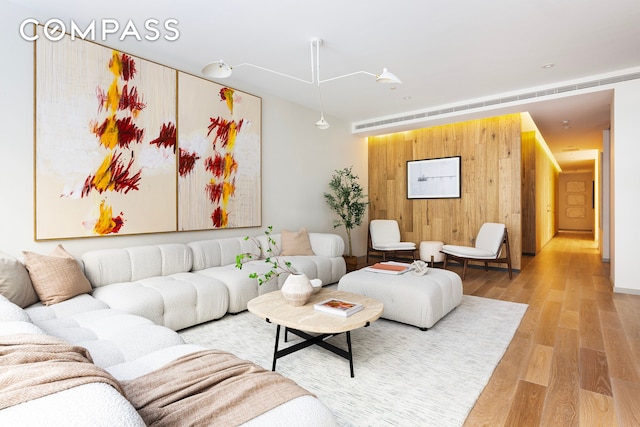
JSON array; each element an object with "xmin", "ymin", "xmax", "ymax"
[{"xmin": 202, "ymin": 38, "xmax": 402, "ymax": 130}]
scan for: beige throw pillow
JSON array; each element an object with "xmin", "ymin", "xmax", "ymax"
[
  {"xmin": 22, "ymin": 245, "xmax": 92, "ymax": 305},
  {"xmin": 280, "ymin": 228, "xmax": 315, "ymax": 256}
]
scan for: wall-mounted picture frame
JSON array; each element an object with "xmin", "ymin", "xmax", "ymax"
[
  {"xmin": 33, "ymin": 24, "xmax": 262, "ymax": 240},
  {"xmin": 35, "ymin": 26, "xmax": 178, "ymax": 240},
  {"xmin": 407, "ymin": 156, "xmax": 461, "ymax": 199}
]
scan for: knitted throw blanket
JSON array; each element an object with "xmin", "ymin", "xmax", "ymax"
[
  {"xmin": 121, "ymin": 349, "xmax": 314, "ymax": 426},
  {"xmin": 0, "ymin": 334, "xmax": 124, "ymax": 410}
]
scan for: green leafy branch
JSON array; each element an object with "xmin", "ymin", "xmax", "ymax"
[{"xmin": 235, "ymin": 225, "xmax": 297, "ymax": 285}]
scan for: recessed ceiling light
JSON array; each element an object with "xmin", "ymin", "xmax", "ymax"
[
  {"xmin": 542, "ymin": 63, "xmax": 555, "ymax": 69},
  {"xmin": 402, "ymin": 96, "xmax": 412, "ymax": 101}
]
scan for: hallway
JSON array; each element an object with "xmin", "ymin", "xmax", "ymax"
[{"xmin": 461, "ymin": 232, "xmax": 640, "ymax": 426}]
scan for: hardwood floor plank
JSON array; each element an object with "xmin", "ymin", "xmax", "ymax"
[
  {"xmin": 579, "ymin": 387, "xmax": 618, "ymax": 426},
  {"xmin": 594, "ymin": 290, "xmax": 617, "ymax": 313},
  {"xmin": 540, "ymin": 327, "xmax": 580, "ymax": 426},
  {"xmin": 611, "ymin": 378, "xmax": 640, "ymax": 426},
  {"xmin": 533, "ymin": 300, "xmax": 562, "ymax": 347},
  {"xmin": 592, "ymin": 275, "xmax": 613, "ymax": 293},
  {"xmin": 602, "ymin": 327, "xmax": 640, "ymax": 383},
  {"xmin": 562, "ymin": 278, "xmax": 582, "ymax": 312},
  {"xmin": 579, "ymin": 347, "xmax": 613, "ymax": 396},
  {"xmin": 580, "ymin": 298, "xmax": 605, "ymax": 351},
  {"xmin": 599, "ymin": 310, "xmax": 622, "ymax": 331},
  {"xmin": 614, "ymin": 294, "xmax": 640, "ymax": 342},
  {"xmin": 559, "ymin": 310, "xmax": 580, "ymax": 331},
  {"xmin": 504, "ymin": 380, "xmax": 546, "ymax": 426},
  {"xmin": 523, "ymin": 344, "xmax": 554, "ymax": 386}
]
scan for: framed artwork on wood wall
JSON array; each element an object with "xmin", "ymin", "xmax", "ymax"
[{"xmin": 407, "ymin": 156, "xmax": 462, "ymax": 199}]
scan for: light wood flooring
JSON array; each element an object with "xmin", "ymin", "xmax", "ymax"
[
  {"xmin": 460, "ymin": 232, "xmax": 640, "ymax": 426},
  {"xmin": 362, "ymin": 232, "xmax": 640, "ymax": 426}
]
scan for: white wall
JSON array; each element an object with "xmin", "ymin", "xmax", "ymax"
[
  {"xmin": 0, "ymin": 1, "xmax": 369, "ymax": 260},
  {"xmin": 601, "ymin": 130, "xmax": 610, "ymax": 261},
  {"xmin": 611, "ymin": 79, "xmax": 640, "ymax": 294}
]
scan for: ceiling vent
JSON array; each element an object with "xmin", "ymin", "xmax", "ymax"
[{"xmin": 353, "ymin": 71, "xmax": 640, "ymax": 132}]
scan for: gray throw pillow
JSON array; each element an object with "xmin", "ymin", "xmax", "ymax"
[{"xmin": 0, "ymin": 251, "xmax": 39, "ymax": 308}]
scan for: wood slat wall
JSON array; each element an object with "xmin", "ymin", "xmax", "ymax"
[
  {"xmin": 522, "ymin": 130, "xmax": 560, "ymax": 254},
  {"xmin": 368, "ymin": 113, "xmax": 523, "ymax": 270}
]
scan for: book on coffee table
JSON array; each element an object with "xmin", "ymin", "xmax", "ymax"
[
  {"xmin": 364, "ymin": 261, "xmax": 411, "ymax": 275},
  {"xmin": 314, "ymin": 298, "xmax": 364, "ymax": 317}
]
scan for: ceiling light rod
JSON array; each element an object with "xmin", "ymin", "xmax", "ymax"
[
  {"xmin": 314, "ymin": 40, "xmax": 330, "ymax": 129},
  {"xmin": 202, "ymin": 38, "xmax": 401, "ymax": 130},
  {"xmin": 202, "ymin": 38, "xmax": 402, "ymax": 85}
]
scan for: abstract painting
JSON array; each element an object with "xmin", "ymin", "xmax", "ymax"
[
  {"xmin": 35, "ymin": 28, "xmax": 177, "ymax": 239},
  {"xmin": 177, "ymin": 72, "xmax": 261, "ymax": 231}
]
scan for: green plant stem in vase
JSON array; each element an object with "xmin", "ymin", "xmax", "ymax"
[{"xmin": 235, "ymin": 225, "xmax": 296, "ymax": 285}]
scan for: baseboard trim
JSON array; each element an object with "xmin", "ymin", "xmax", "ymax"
[{"xmin": 613, "ymin": 286, "xmax": 640, "ymax": 295}]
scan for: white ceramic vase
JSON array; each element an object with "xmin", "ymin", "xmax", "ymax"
[{"xmin": 281, "ymin": 273, "xmax": 314, "ymax": 306}]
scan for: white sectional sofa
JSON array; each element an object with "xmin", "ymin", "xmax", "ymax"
[
  {"xmin": 0, "ymin": 230, "xmax": 345, "ymax": 426},
  {"xmin": 189, "ymin": 232, "xmax": 346, "ymax": 313},
  {"xmin": 82, "ymin": 232, "xmax": 346, "ymax": 329}
]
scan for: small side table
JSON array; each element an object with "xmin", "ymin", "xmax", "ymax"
[{"xmin": 419, "ymin": 241, "xmax": 445, "ymax": 267}]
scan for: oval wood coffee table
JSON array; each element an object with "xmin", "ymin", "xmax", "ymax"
[{"xmin": 247, "ymin": 288, "xmax": 383, "ymax": 377}]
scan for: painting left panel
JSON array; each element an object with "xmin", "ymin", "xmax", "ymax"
[{"xmin": 35, "ymin": 28, "xmax": 177, "ymax": 240}]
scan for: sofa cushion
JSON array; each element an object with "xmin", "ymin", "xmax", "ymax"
[
  {"xmin": 0, "ymin": 382, "xmax": 146, "ymax": 426},
  {"xmin": 25, "ymin": 297, "xmax": 186, "ymax": 369},
  {"xmin": 91, "ymin": 273, "xmax": 229, "ymax": 331},
  {"xmin": 280, "ymin": 228, "xmax": 315, "ymax": 256},
  {"xmin": 0, "ymin": 252, "xmax": 39, "ymax": 308},
  {"xmin": 195, "ymin": 263, "xmax": 279, "ymax": 314},
  {"xmin": 82, "ymin": 244, "xmax": 193, "ymax": 288},
  {"xmin": 22, "ymin": 245, "xmax": 92, "ymax": 305},
  {"xmin": 189, "ymin": 237, "xmax": 261, "ymax": 271}
]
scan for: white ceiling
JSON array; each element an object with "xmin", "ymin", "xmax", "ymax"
[{"xmin": 11, "ymin": 0, "xmax": 640, "ymax": 171}]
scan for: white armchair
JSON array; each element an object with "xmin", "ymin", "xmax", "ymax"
[
  {"xmin": 441, "ymin": 222, "xmax": 512, "ymax": 280},
  {"xmin": 366, "ymin": 219, "xmax": 416, "ymax": 264}
]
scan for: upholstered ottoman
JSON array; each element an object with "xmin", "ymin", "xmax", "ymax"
[{"xmin": 337, "ymin": 268, "xmax": 463, "ymax": 330}]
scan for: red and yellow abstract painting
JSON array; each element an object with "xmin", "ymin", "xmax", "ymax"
[
  {"xmin": 177, "ymin": 72, "xmax": 261, "ymax": 231},
  {"xmin": 35, "ymin": 27, "xmax": 177, "ymax": 239}
]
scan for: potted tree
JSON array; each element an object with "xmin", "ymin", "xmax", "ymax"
[{"xmin": 323, "ymin": 166, "xmax": 368, "ymax": 272}]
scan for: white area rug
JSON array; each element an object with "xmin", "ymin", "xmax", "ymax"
[{"xmin": 179, "ymin": 295, "xmax": 527, "ymax": 426}]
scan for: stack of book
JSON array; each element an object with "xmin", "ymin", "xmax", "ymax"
[
  {"xmin": 364, "ymin": 261, "xmax": 411, "ymax": 275},
  {"xmin": 313, "ymin": 298, "xmax": 363, "ymax": 317}
]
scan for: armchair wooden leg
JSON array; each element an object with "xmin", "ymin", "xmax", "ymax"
[{"xmin": 462, "ymin": 260, "xmax": 468, "ymax": 280}]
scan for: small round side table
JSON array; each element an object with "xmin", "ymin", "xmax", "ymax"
[{"xmin": 419, "ymin": 241, "xmax": 445, "ymax": 267}]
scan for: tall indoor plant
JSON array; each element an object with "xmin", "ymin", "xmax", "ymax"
[{"xmin": 323, "ymin": 166, "xmax": 368, "ymax": 271}]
